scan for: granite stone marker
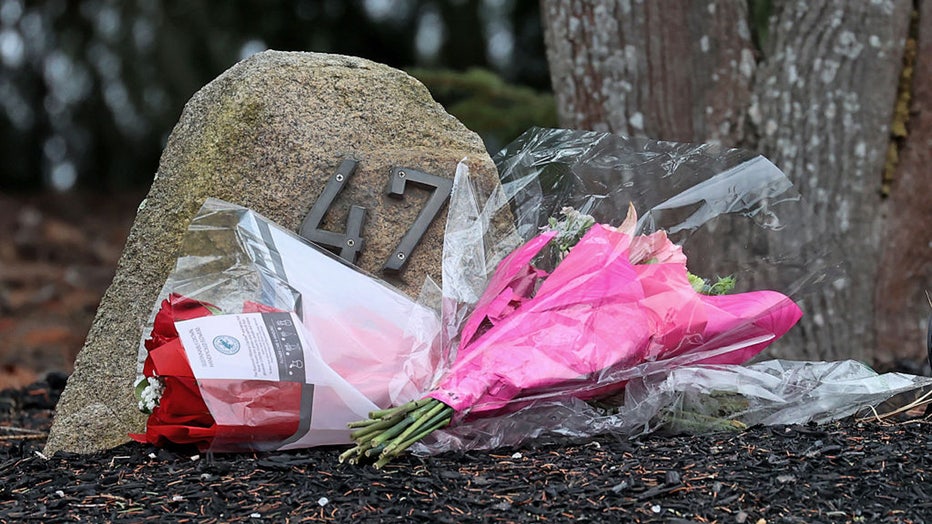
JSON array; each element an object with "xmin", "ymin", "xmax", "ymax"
[{"xmin": 45, "ymin": 51, "xmax": 501, "ymax": 454}]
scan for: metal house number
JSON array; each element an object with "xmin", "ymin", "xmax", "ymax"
[{"xmin": 298, "ymin": 159, "xmax": 453, "ymax": 274}]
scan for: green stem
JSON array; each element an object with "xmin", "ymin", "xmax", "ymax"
[
  {"xmin": 346, "ymin": 439, "xmax": 379, "ymax": 464},
  {"xmin": 338, "ymin": 445, "xmax": 360, "ymax": 464},
  {"xmin": 364, "ymin": 443, "xmax": 387, "ymax": 457},
  {"xmin": 343, "ymin": 398, "xmax": 456, "ymax": 467},
  {"xmin": 368, "ymin": 399, "xmax": 428, "ymax": 420},
  {"xmin": 368, "ymin": 401, "xmax": 436, "ymax": 447},
  {"xmin": 347, "ymin": 418, "xmax": 380, "ymax": 429},
  {"xmin": 382, "ymin": 400, "xmax": 450, "ymax": 455},
  {"xmin": 349, "ymin": 413, "xmax": 405, "ymax": 440},
  {"xmin": 375, "ymin": 414, "xmax": 453, "ymax": 469},
  {"xmin": 389, "ymin": 411, "xmax": 452, "ymax": 455}
]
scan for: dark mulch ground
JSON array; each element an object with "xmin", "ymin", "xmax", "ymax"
[{"xmin": 2, "ymin": 377, "xmax": 930, "ymax": 523}]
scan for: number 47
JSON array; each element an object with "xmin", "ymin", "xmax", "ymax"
[{"xmin": 298, "ymin": 159, "xmax": 453, "ymax": 274}]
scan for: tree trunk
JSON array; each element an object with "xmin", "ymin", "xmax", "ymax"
[
  {"xmin": 875, "ymin": 0, "xmax": 932, "ymax": 371},
  {"xmin": 541, "ymin": 0, "xmax": 755, "ymax": 144},
  {"xmin": 541, "ymin": 0, "xmax": 915, "ymax": 364},
  {"xmin": 750, "ymin": 1, "xmax": 911, "ymax": 363}
]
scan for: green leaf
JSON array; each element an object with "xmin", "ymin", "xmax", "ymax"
[
  {"xmin": 708, "ymin": 275, "xmax": 736, "ymax": 295},
  {"xmin": 687, "ymin": 272, "xmax": 707, "ymax": 293}
]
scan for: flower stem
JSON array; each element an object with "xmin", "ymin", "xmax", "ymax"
[
  {"xmin": 375, "ymin": 412, "xmax": 453, "ymax": 469},
  {"xmin": 349, "ymin": 413, "xmax": 404, "ymax": 440},
  {"xmin": 369, "ymin": 401, "xmax": 437, "ymax": 448},
  {"xmin": 341, "ymin": 398, "xmax": 454, "ymax": 467},
  {"xmin": 382, "ymin": 401, "xmax": 449, "ymax": 455},
  {"xmin": 368, "ymin": 399, "xmax": 429, "ymax": 419}
]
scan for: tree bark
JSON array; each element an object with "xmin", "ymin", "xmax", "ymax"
[
  {"xmin": 541, "ymin": 0, "xmax": 755, "ymax": 144},
  {"xmin": 542, "ymin": 0, "xmax": 914, "ymax": 363},
  {"xmin": 748, "ymin": 1, "xmax": 911, "ymax": 362},
  {"xmin": 875, "ymin": 0, "xmax": 932, "ymax": 370}
]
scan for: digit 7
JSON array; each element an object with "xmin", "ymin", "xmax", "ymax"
[{"xmin": 382, "ymin": 167, "xmax": 453, "ymax": 273}]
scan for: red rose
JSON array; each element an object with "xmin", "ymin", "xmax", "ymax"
[
  {"xmin": 132, "ymin": 294, "xmax": 217, "ymax": 448},
  {"xmin": 132, "ymin": 294, "xmax": 302, "ymax": 451}
]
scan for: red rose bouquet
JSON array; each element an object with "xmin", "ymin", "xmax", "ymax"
[
  {"xmin": 131, "ymin": 199, "xmax": 440, "ymax": 452},
  {"xmin": 132, "ymin": 294, "xmax": 315, "ymax": 450}
]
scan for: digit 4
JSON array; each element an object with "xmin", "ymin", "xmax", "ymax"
[{"xmin": 298, "ymin": 158, "xmax": 365, "ymax": 264}]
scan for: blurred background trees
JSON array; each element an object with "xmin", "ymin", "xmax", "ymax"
[
  {"xmin": 0, "ymin": 0, "xmax": 928, "ymax": 377},
  {"xmin": 0, "ymin": 0, "xmax": 555, "ymax": 192},
  {"xmin": 0, "ymin": 0, "xmax": 559, "ymax": 387}
]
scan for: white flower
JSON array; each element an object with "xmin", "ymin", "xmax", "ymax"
[
  {"xmin": 136, "ymin": 376, "xmax": 165, "ymax": 413},
  {"xmin": 546, "ymin": 207, "xmax": 597, "ymax": 257}
]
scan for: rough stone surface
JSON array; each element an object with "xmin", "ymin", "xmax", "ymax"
[{"xmin": 45, "ymin": 51, "xmax": 499, "ymax": 455}]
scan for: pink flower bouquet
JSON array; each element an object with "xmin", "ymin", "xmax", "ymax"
[{"xmin": 341, "ymin": 204, "xmax": 801, "ymax": 467}]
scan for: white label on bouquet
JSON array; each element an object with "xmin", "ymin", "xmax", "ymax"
[{"xmin": 176, "ymin": 312, "xmax": 309, "ymax": 382}]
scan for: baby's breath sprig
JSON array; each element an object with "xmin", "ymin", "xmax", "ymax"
[
  {"xmin": 135, "ymin": 376, "xmax": 164, "ymax": 414},
  {"xmin": 547, "ymin": 207, "xmax": 596, "ymax": 259}
]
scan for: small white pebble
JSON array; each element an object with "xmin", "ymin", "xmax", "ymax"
[
  {"xmin": 200, "ymin": 473, "xmax": 212, "ymax": 481},
  {"xmin": 651, "ymin": 504, "xmax": 662, "ymax": 513},
  {"xmin": 318, "ymin": 497, "xmax": 329, "ymax": 507},
  {"xmin": 511, "ymin": 452, "xmax": 522, "ymax": 459},
  {"xmin": 250, "ymin": 513, "xmax": 261, "ymax": 519},
  {"xmin": 171, "ymin": 495, "xmax": 184, "ymax": 502},
  {"xmin": 148, "ymin": 452, "xmax": 157, "ymax": 459},
  {"xmin": 55, "ymin": 490, "xmax": 65, "ymax": 498},
  {"xmin": 190, "ymin": 454, "xmax": 200, "ymax": 462}
]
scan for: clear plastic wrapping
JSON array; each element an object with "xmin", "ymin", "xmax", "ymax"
[
  {"xmin": 409, "ymin": 128, "xmax": 904, "ymax": 454},
  {"xmin": 134, "ymin": 199, "xmax": 440, "ymax": 451},
  {"xmin": 136, "ymin": 127, "xmax": 925, "ymax": 456}
]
